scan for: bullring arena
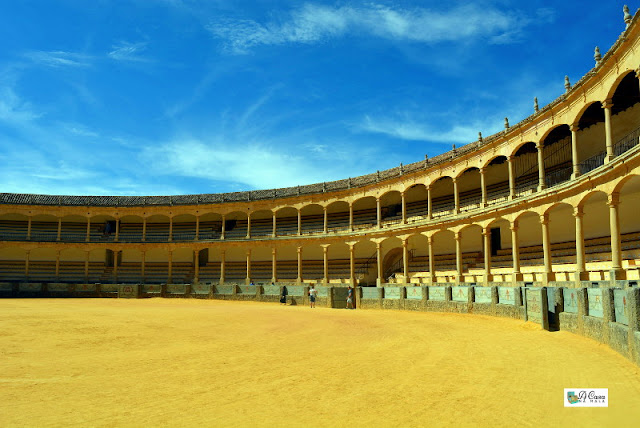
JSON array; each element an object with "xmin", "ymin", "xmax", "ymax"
[{"xmin": 3, "ymin": 6, "xmax": 640, "ymax": 428}]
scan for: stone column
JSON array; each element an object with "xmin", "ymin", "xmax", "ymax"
[
  {"xmin": 27, "ymin": 216, "xmax": 32, "ymax": 241},
  {"xmin": 322, "ymin": 245, "xmax": 329, "ymax": 285},
  {"xmin": 376, "ymin": 198, "xmax": 381, "ymax": 228},
  {"xmin": 55, "ymin": 251, "xmax": 60, "ymax": 279},
  {"xmin": 195, "ymin": 216, "xmax": 200, "ymax": 241},
  {"xmin": 401, "ymin": 191, "xmax": 407, "ymax": 224},
  {"xmin": 349, "ymin": 203, "xmax": 354, "ymax": 231},
  {"xmin": 221, "ymin": 214, "xmax": 226, "ymax": 240},
  {"xmin": 246, "ymin": 214, "xmax": 251, "ymax": 239},
  {"xmin": 113, "ymin": 251, "xmax": 119, "ymax": 283},
  {"xmin": 483, "ymin": 227, "xmax": 492, "ymax": 284},
  {"xmin": 84, "ymin": 251, "xmax": 90, "ymax": 282},
  {"xmin": 57, "ymin": 218, "xmax": 62, "ymax": 241},
  {"xmin": 86, "ymin": 217, "xmax": 91, "ymax": 242},
  {"xmin": 427, "ymin": 186, "xmax": 433, "ymax": 220},
  {"xmin": 142, "ymin": 218, "xmax": 147, "ymax": 242},
  {"xmin": 540, "ymin": 214, "xmax": 554, "ymax": 284},
  {"xmin": 603, "ymin": 99, "xmax": 614, "ymax": 163},
  {"xmin": 402, "ymin": 238, "xmax": 409, "ymax": 283},
  {"xmin": 453, "ymin": 178, "xmax": 460, "ymax": 213},
  {"xmin": 141, "ymin": 251, "xmax": 146, "ymax": 283},
  {"xmin": 168, "ymin": 217, "xmax": 173, "ymax": 242},
  {"xmin": 323, "ymin": 207, "xmax": 328, "ymax": 234},
  {"xmin": 511, "ymin": 221, "xmax": 522, "ymax": 283},
  {"xmin": 570, "ymin": 124, "xmax": 580, "ymax": 178},
  {"xmin": 480, "ymin": 168, "xmax": 487, "ymax": 207},
  {"xmin": 245, "ymin": 249, "xmax": 251, "ymax": 285},
  {"xmin": 536, "ymin": 143, "xmax": 546, "ymax": 191},
  {"xmin": 297, "ymin": 209, "xmax": 302, "ymax": 235},
  {"xmin": 376, "ymin": 242, "xmax": 383, "ymax": 286},
  {"xmin": 428, "ymin": 235, "xmax": 436, "ymax": 283},
  {"xmin": 219, "ymin": 250, "xmax": 226, "ymax": 284},
  {"xmin": 271, "ymin": 248, "xmax": 277, "ymax": 283},
  {"xmin": 168, "ymin": 251, "xmax": 173, "ymax": 284},
  {"xmin": 574, "ymin": 206, "xmax": 587, "ymax": 284},
  {"xmin": 115, "ymin": 219, "xmax": 120, "ymax": 242},
  {"xmin": 194, "ymin": 249, "xmax": 200, "ymax": 284},
  {"xmin": 608, "ymin": 193, "xmax": 623, "ymax": 280},
  {"xmin": 272, "ymin": 212, "xmax": 277, "ymax": 237},
  {"xmin": 349, "ymin": 244, "xmax": 356, "ymax": 286},
  {"xmin": 455, "ymin": 232, "xmax": 463, "ymax": 284},
  {"xmin": 507, "ymin": 156, "xmax": 516, "ymax": 199},
  {"xmin": 296, "ymin": 246, "xmax": 303, "ymax": 285}
]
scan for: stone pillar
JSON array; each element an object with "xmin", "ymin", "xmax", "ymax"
[
  {"xmin": 27, "ymin": 216, "xmax": 32, "ymax": 241},
  {"xmin": 55, "ymin": 251, "xmax": 60, "ymax": 279},
  {"xmin": 608, "ymin": 193, "xmax": 623, "ymax": 280},
  {"xmin": 245, "ymin": 249, "xmax": 251, "ymax": 285},
  {"xmin": 507, "ymin": 156, "xmax": 516, "ymax": 199},
  {"xmin": 428, "ymin": 235, "xmax": 436, "ymax": 283},
  {"xmin": 297, "ymin": 210, "xmax": 302, "ymax": 235},
  {"xmin": 427, "ymin": 186, "xmax": 433, "ymax": 220},
  {"xmin": 574, "ymin": 206, "xmax": 587, "ymax": 284},
  {"xmin": 194, "ymin": 249, "xmax": 200, "ymax": 284},
  {"xmin": 296, "ymin": 246, "xmax": 303, "ymax": 285},
  {"xmin": 401, "ymin": 191, "xmax": 407, "ymax": 224},
  {"xmin": 57, "ymin": 218, "xmax": 62, "ymax": 241},
  {"xmin": 376, "ymin": 242, "xmax": 383, "ymax": 286},
  {"xmin": 195, "ymin": 216, "xmax": 200, "ymax": 241},
  {"xmin": 349, "ymin": 244, "xmax": 356, "ymax": 286},
  {"xmin": 453, "ymin": 178, "xmax": 460, "ymax": 213},
  {"xmin": 246, "ymin": 214, "xmax": 251, "ymax": 239},
  {"xmin": 86, "ymin": 218, "xmax": 91, "ymax": 242},
  {"xmin": 603, "ymin": 99, "xmax": 614, "ymax": 163},
  {"xmin": 168, "ymin": 217, "xmax": 173, "ymax": 242},
  {"xmin": 455, "ymin": 232, "xmax": 463, "ymax": 284},
  {"xmin": 25, "ymin": 250, "xmax": 30, "ymax": 279},
  {"xmin": 480, "ymin": 168, "xmax": 487, "ymax": 207},
  {"xmin": 402, "ymin": 238, "xmax": 409, "ymax": 283},
  {"xmin": 570, "ymin": 124, "xmax": 580, "ymax": 178},
  {"xmin": 271, "ymin": 248, "xmax": 277, "ymax": 283},
  {"xmin": 511, "ymin": 221, "xmax": 522, "ymax": 283},
  {"xmin": 540, "ymin": 214, "xmax": 554, "ymax": 284},
  {"xmin": 167, "ymin": 251, "xmax": 173, "ymax": 284},
  {"xmin": 141, "ymin": 251, "xmax": 146, "ymax": 283},
  {"xmin": 323, "ymin": 207, "xmax": 328, "ymax": 234},
  {"xmin": 113, "ymin": 250, "xmax": 119, "ymax": 283},
  {"xmin": 272, "ymin": 212, "xmax": 277, "ymax": 237},
  {"xmin": 219, "ymin": 250, "xmax": 226, "ymax": 284},
  {"xmin": 349, "ymin": 203, "xmax": 354, "ymax": 232},
  {"xmin": 114, "ymin": 219, "xmax": 120, "ymax": 242},
  {"xmin": 322, "ymin": 245, "xmax": 329, "ymax": 285},
  {"xmin": 376, "ymin": 197, "xmax": 381, "ymax": 228},
  {"xmin": 483, "ymin": 227, "xmax": 492, "ymax": 284},
  {"xmin": 536, "ymin": 143, "xmax": 546, "ymax": 191},
  {"xmin": 628, "ymin": 287, "xmax": 640, "ymax": 365},
  {"xmin": 84, "ymin": 251, "xmax": 90, "ymax": 282},
  {"xmin": 142, "ymin": 218, "xmax": 147, "ymax": 242}
]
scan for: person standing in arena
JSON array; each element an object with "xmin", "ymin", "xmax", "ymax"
[
  {"xmin": 309, "ymin": 284, "xmax": 317, "ymax": 308},
  {"xmin": 346, "ymin": 285, "xmax": 354, "ymax": 309}
]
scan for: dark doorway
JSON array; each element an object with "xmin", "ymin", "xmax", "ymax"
[{"xmin": 490, "ymin": 227, "xmax": 501, "ymax": 256}]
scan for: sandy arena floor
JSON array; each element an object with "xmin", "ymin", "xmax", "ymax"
[{"xmin": 1, "ymin": 298, "xmax": 639, "ymax": 427}]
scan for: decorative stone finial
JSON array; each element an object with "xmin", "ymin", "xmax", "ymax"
[
  {"xmin": 452, "ymin": 144, "xmax": 457, "ymax": 152},
  {"xmin": 504, "ymin": 117, "xmax": 510, "ymax": 129},
  {"xmin": 534, "ymin": 97, "xmax": 539, "ymax": 112},
  {"xmin": 594, "ymin": 46, "xmax": 602, "ymax": 65},
  {"xmin": 478, "ymin": 132, "xmax": 483, "ymax": 142},
  {"xmin": 564, "ymin": 75, "xmax": 571, "ymax": 92},
  {"xmin": 624, "ymin": 5, "xmax": 633, "ymax": 27}
]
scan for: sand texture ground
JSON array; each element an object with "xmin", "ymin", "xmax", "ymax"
[{"xmin": 1, "ymin": 298, "xmax": 639, "ymax": 427}]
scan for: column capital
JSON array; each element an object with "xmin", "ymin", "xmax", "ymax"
[
  {"xmin": 220, "ymin": 249, "xmax": 226, "ymax": 256},
  {"xmin": 573, "ymin": 206, "xmax": 584, "ymax": 218},
  {"xmin": 454, "ymin": 231, "xmax": 461, "ymax": 241},
  {"xmin": 272, "ymin": 248, "xmax": 277, "ymax": 255},
  {"xmin": 245, "ymin": 249, "xmax": 251, "ymax": 256},
  {"xmin": 570, "ymin": 123, "xmax": 580, "ymax": 132},
  {"xmin": 539, "ymin": 213, "xmax": 549, "ymax": 225},
  {"xmin": 535, "ymin": 142, "xmax": 544, "ymax": 150},
  {"xmin": 482, "ymin": 227, "xmax": 491, "ymax": 236},
  {"xmin": 402, "ymin": 239, "xmax": 408, "ymax": 247},
  {"xmin": 602, "ymin": 99, "xmax": 614, "ymax": 110},
  {"xmin": 608, "ymin": 192, "xmax": 620, "ymax": 207},
  {"xmin": 479, "ymin": 166, "xmax": 485, "ymax": 174},
  {"xmin": 297, "ymin": 246, "xmax": 302, "ymax": 253},
  {"xmin": 510, "ymin": 223, "xmax": 519, "ymax": 232},
  {"xmin": 506, "ymin": 155, "xmax": 514, "ymax": 162}
]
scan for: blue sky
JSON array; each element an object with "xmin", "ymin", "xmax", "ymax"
[{"xmin": 0, "ymin": 1, "xmax": 633, "ymax": 196}]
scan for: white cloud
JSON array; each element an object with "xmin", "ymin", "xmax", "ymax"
[
  {"xmin": 207, "ymin": 3, "xmax": 525, "ymax": 53},
  {"xmin": 23, "ymin": 50, "xmax": 91, "ymax": 68},
  {"xmin": 108, "ymin": 41, "xmax": 150, "ymax": 62}
]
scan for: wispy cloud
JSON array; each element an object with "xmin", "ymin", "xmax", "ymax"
[
  {"xmin": 108, "ymin": 41, "xmax": 150, "ymax": 62},
  {"xmin": 23, "ymin": 50, "xmax": 92, "ymax": 68},
  {"xmin": 207, "ymin": 3, "xmax": 532, "ymax": 53}
]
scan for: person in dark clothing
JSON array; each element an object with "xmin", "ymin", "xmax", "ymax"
[{"xmin": 280, "ymin": 286, "xmax": 288, "ymax": 305}]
